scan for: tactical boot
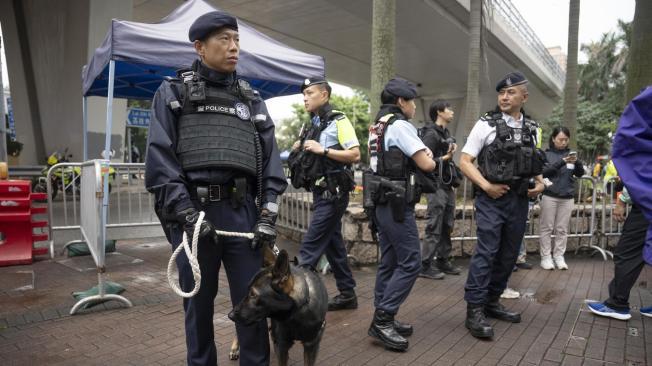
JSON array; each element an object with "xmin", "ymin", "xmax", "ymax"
[
  {"xmin": 368, "ymin": 310, "xmax": 409, "ymax": 351},
  {"xmin": 418, "ymin": 266, "xmax": 445, "ymax": 280},
  {"xmin": 435, "ymin": 259, "xmax": 462, "ymax": 275},
  {"xmin": 328, "ymin": 289, "xmax": 358, "ymax": 311},
  {"xmin": 485, "ymin": 300, "xmax": 521, "ymax": 323},
  {"xmin": 465, "ymin": 304, "xmax": 494, "ymax": 339},
  {"xmin": 393, "ymin": 319, "xmax": 413, "ymax": 337}
]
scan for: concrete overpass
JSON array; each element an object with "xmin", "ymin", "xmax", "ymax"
[{"xmin": 0, "ymin": 0, "xmax": 564, "ymax": 165}]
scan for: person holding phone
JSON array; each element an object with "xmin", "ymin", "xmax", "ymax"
[{"xmin": 539, "ymin": 126, "xmax": 585, "ymax": 270}]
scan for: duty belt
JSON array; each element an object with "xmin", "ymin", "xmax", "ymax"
[{"xmin": 189, "ymin": 178, "xmax": 251, "ymax": 206}]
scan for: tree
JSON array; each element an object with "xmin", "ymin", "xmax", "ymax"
[
  {"xmin": 275, "ymin": 91, "xmax": 371, "ymax": 163},
  {"xmin": 562, "ymin": 0, "xmax": 580, "ymax": 148},
  {"xmin": 542, "ymin": 98, "xmax": 618, "ymax": 160},
  {"xmin": 370, "ymin": 0, "xmax": 395, "ymax": 121},
  {"xmin": 625, "ymin": 0, "xmax": 652, "ymax": 102},
  {"xmin": 462, "ymin": 0, "xmax": 483, "ymax": 137}
]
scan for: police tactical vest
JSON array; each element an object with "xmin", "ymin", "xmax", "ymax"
[
  {"xmin": 477, "ymin": 110, "xmax": 544, "ymax": 183},
  {"xmin": 175, "ymin": 80, "xmax": 258, "ymax": 176},
  {"xmin": 370, "ymin": 113, "xmax": 411, "ymax": 179}
]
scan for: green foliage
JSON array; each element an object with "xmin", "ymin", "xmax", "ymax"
[
  {"xmin": 541, "ymin": 96, "xmax": 619, "ymax": 159},
  {"xmin": 544, "ymin": 20, "xmax": 630, "ymax": 159},
  {"xmin": 275, "ymin": 90, "xmax": 371, "ymax": 162}
]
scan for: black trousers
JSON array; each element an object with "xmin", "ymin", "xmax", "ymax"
[
  {"xmin": 299, "ymin": 192, "xmax": 356, "ymax": 292},
  {"xmin": 464, "ymin": 190, "xmax": 529, "ymax": 304},
  {"xmin": 605, "ymin": 205, "xmax": 650, "ymax": 311},
  {"xmin": 170, "ymin": 195, "xmax": 269, "ymax": 366}
]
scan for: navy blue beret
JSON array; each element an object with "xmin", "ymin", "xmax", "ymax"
[
  {"xmin": 495, "ymin": 71, "xmax": 528, "ymax": 92},
  {"xmin": 301, "ymin": 77, "xmax": 329, "ymax": 92},
  {"xmin": 383, "ymin": 78, "xmax": 418, "ymax": 100},
  {"xmin": 188, "ymin": 11, "xmax": 238, "ymax": 42}
]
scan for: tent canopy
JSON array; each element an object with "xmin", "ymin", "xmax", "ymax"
[{"xmin": 82, "ymin": 0, "xmax": 325, "ymax": 100}]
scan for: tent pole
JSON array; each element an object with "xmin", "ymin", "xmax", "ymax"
[
  {"xmin": 104, "ymin": 60, "xmax": 115, "ymax": 158},
  {"xmin": 82, "ymin": 96, "xmax": 88, "ymax": 161},
  {"xmin": 100, "ymin": 59, "xmax": 116, "ymax": 270}
]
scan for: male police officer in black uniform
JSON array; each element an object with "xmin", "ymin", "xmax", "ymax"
[
  {"xmin": 145, "ymin": 11, "xmax": 287, "ymax": 365},
  {"xmin": 419, "ymin": 100, "xmax": 462, "ymax": 280},
  {"xmin": 459, "ymin": 72, "xmax": 545, "ymax": 339},
  {"xmin": 289, "ymin": 77, "xmax": 361, "ymax": 311},
  {"xmin": 366, "ymin": 78, "xmax": 438, "ymax": 351}
]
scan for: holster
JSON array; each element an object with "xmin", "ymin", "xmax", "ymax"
[
  {"xmin": 380, "ymin": 179, "xmax": 406, "ymax": 222},
  {"xmin": 231, "ymin": 177, "xmax": 248, "ymax": 208}
]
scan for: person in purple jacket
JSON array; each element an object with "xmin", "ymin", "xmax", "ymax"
[{"xmin": 587, "ymin": 86, "xmax": 652, "ymax": 320}]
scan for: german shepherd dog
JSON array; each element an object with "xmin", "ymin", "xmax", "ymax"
[
  {"xmin": 228, "ymin": 244, "xmax": 279, "ymax": 361},
  {"xmin": 229, "ymin": 249, "xmax": 328, "ymax": 366}
]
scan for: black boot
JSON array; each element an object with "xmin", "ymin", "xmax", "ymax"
[
  {"xmin": 368, "ymin": 309, "xmax": 409, "ymax": 351},
  {"xmin": 328, "ymin": 289, "xmax": 358, "ymax": 311},
  {"xmin": 465, "ymin": 304, "xmax": 494, "ymax": 339},
  {"xmin": 435, "ymin": 259, "xmax": 461, "ymax": 275},
  {"xmin": 393, "ymin": 319, "xmax": 413, "ymax": 337},
  {"xmin": 418, "ymin": 266, "xmax": 445, "ymax": 280},
  {"xmin": 485, "ymin": 300, "xmax": 521, "ymax": 323}
]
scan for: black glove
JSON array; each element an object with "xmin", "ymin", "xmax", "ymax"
[
  {"xmin": 176, "ymin": 208, "xmax": 218, "ymax": 244},
  {"xmin": 251, "ymin": 211, "xmax": 277, "ymax": 250}
]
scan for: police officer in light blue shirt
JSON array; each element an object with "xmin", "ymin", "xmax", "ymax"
[
  {"xmin": 459, "ymin": 71, "xmax": 545, "ymax": 339},
  {"xmin": 367, "ymin": 78, "xmax": 438, "ymax": 352}
]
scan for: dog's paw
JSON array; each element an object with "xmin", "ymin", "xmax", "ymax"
[{"xmin": 229, "ymin": 349, "xmax": 239, "ymax": 361}]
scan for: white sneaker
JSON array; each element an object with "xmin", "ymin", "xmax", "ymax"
[
  {"xmin": 553, "ymin": 256, "xmax": 568, "ymax": 270},
  {"xmin": 540, "ymin": 256, "xmax": 554, "ymax": 270},
  {"xmin": 501, "ymin": 288, "xmax": 520, "ymax": 299}
]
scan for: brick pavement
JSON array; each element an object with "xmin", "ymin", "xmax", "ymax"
[{"xmin": 0, "ymin": 237, "xmax": 651, "ymax": 365}]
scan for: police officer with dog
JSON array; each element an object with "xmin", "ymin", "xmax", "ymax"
[
  {"xmin": 288, "ymin": 77, "xmax": 361, "ymax": 311},
  {"xmin": 365, "ymin": 78, "xmax": 438, "ymax": 352},
  {"xmin": 459, "ymin": 71, "xmax": 545, "ymax": 339},
  {"xmin": 145, "ymin": 11, "xmax": 287, "ymax": 365}
]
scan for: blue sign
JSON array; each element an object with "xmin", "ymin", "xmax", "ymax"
[
  {"xmin": 7, "ymin": 97, "xmax": 16, "ymax": 141},
  {"xmin": 127, "ymin": 108, "xmax": 151, "ymax": 128}
]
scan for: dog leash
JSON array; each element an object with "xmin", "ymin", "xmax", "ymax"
[{"xmin": 167, "ymin": 211, "xmax": 255, "ymax": 298}]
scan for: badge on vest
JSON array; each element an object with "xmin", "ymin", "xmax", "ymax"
[{"xmin": 235, "ymin": 102, "xmax": 251, "ymax": 120}]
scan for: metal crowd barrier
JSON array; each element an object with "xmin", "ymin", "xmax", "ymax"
[
  {"xmin": 66, "ymin": 160, "xmax": 132, "ymax": 314},
  {"xmin": 46, "ymin": 162, "xmax": 158, "ymax": 258}
]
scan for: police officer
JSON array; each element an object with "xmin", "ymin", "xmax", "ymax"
[
  {"xmin": 290, "ymin": 77, "xmax": 361, "ymax": 311},
  {"xmin": 459, "ymin": 71, "xmax": 545, "ymax": 339},
  {"xmin": 366, "ymin": 78, "xmax": 437, "ymax": 352},
  {"xmin": 419, "ymin": 99, "xmax": 462, "ymax": 280},
  {"xmin": 145, "ymin": 11, "xmax": 287, "ymax": 365}
]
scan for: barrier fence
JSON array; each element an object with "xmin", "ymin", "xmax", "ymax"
[
  {"xmin": 277, "ymin": 174, "xmax": 626, "ymax": 261},
  {"xmin": 46, "ymin": 162, "xmax": 158, "ymax": 258}
]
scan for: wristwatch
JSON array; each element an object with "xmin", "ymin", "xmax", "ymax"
[{"xmin": 324, "ymin": 148, "xmax": 330, "ymax": 156}]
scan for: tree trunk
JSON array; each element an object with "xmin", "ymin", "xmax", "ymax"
[
  {"xmin": 462, "ymin": 0, "xmax": 482, "ymax": 138},
  {"xmin": 370, "ymin": 0, "xmax": 395, "ymax": 124},
  {"xmin": 563, "ymin": 0, "xmax": 580, "ymax": 148},
  {"xmin": 625, "ymin": 0, "xmax": 652, "ymax": 102}
]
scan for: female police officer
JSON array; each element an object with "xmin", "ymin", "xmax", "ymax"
[
  {"xmin": 366, "ymin": 78, "xmax": 437, "ymax": 352},
  {"xmin": 459, "ymin": 71, "xmax": 545, "ymax": 339},
  {"xmin": 145, "ymin": 11, "xmax": 287, "ymax": 366}
]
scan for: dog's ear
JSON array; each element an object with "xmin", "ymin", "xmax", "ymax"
[{"xmin": 271, "ymin": 250, "xmax": 292, "ymax": 293}]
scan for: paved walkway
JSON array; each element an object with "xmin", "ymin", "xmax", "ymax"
[{"xmin": 1, "ymin": 237, "xmax": 651, "ymax": 365}]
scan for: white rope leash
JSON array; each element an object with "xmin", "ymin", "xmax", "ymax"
[{"xmin": 167, "ymin": 211, "xmax": 255, "ymax": 298}]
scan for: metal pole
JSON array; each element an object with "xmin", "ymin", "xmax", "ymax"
[
  {"xmin": 82, "ymin": 96, "xmax": 88, "ymax": 161},
  {"xmin": 100, "ymin": 60, "xmax": 116, "ymax": 268},
  {"xmin": 0, "ymin": 34, "xmax": 7, "ymax": 162}
]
